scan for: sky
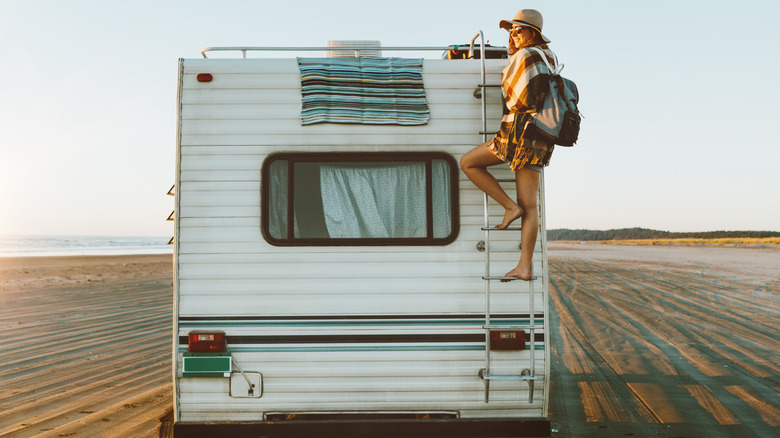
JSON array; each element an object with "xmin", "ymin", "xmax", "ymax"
[{"xmin": 1, "ymin": 0, "xmax": 778, "ymax": 237}]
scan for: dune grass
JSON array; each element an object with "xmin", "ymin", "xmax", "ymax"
[{"xmin": 585, "ymin": 237, "xmax": 780, "ymax": 247}]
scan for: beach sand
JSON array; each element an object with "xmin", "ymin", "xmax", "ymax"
[
  {"xmin": 0, "ymin": 254, "xmax": 173, "ymax": 437},
  {"xmin": 547, "ymin": 243, "xmax": 780, "ymax": 437},
  {"xmin": 1, "ymin": 246, "xmax": 778, "ymax": 437}
]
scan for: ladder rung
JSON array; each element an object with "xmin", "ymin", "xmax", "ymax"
[
  {"xmin": 481, "ymin": 226, "xmax": 522, "ymax": 231},
  {"xmin": 480, "ymin": 374, "xmax": 537, "ymax": 381},
  {"xmin": 479, "ymin": 131, "xmax": 499, "ymax": 135},
  {"xmin": 482, "ymin": 276, "xmax": 540, "ymax": 281},
  {"xmin": 477, "ymin": 84, "xmax": 502, "ymax": 88},
  {"xmin": 483, "ymin": 325, "xmax": 543, "ymax": 331}
]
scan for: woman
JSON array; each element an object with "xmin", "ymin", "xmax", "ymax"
[{"xmin": 460, "ymin": 9, "xmax": 556, "ymax": 281}]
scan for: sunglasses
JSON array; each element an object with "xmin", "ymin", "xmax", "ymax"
[{"xmin": 510, "ymin": 26, "xmax": 526, "ymax": 34}]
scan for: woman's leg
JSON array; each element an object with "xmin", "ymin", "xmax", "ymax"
[
  {"xmin": 460, "ymin": 142, "xmax": 524, "ymax": 229},
  {"xmin": 504, "ymin": 167, "xmax": 541, "ymax": 280}
]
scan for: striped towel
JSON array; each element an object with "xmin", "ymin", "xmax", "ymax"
[{"xmin": 297, "ymin": 57, "xmax": 430, "ymax": 126}]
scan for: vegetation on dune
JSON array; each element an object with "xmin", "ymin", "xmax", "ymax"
[
  {"xmin": 586, "ymin": 237, "xmax": 780, "ymax": 246},
  {"xmin": 548, "ymin": 227, "xmax": 780, "ymax": 241}
]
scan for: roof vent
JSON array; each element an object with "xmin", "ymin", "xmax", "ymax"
[{"xmin": 326, "ymin": 40, "xmax": 382, "ymax": 58}]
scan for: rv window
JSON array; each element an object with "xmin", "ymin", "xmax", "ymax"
[{"xmin": 261, "ymin": 153, "xmax": 459, "ymax": 246}]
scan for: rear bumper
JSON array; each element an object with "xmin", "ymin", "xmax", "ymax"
[{"xmin": 173, "ymin": 418, "xmax": 551, "ymax": 437}]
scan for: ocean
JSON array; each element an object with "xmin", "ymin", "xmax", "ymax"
[{"xmin": 0, "ymin": 235, "xmax": 173, "ymax": 258}]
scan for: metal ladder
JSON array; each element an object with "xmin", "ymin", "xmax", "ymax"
[{"xmin": 471, "ymin": 32, "xmax": 543, "ymax": 404}]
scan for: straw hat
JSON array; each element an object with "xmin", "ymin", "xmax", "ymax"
[{"xmin": 499, "ymin": 9, "xmax": 551, "ymax": 43}]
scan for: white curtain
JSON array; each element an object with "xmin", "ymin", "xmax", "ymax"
[
  {"xmin": 320, "ymin": 163, "xmax": 427, "ymax": 238},
  {"xmin": 267, "ymin": 161, "xmax": 287, "ymax": 239},
  {"xmin": 431, "ymin": 159, "xmax": 452, "ymax": 238},
  {"xmin": 267, "ymin": 160, "xmax": 300, "ymax": 239}
]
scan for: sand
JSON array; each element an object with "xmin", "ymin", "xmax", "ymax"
[
  {"xmin": 547, "ymin": 243, "xmax": 780, "ymax": 437},
  {"xmin": 0, "ymin": 254, "xmax": 173, "ymax": 293},
  {"xmin": 1, "ymin": 246, "xmax": 778, "ymax": 437},
  {"xmin": 0, "ymin": 255, "xmax": 173, "ymax": 437}
]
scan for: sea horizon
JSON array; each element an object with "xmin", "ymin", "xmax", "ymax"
[{"xmin": 0, "ymin": 234, "xmax": 173, "ymax": 258}]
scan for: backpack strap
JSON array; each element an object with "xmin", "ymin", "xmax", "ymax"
[{"xmin": 527, "ymin": 46, "xmax": 563, "ymax": 76}]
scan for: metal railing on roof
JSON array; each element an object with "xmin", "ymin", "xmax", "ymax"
[{"xmin": 200, "ymin": 36, "xmax": 507, "ymax": 58}]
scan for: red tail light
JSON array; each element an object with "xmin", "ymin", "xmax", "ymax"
[
  {"xmin": 490, "ymin": 330, "xmax": 526, "ymax": 351},
  {"xmin": 188, "ymin": 330, "xmax": 226, "ymax": 352}
]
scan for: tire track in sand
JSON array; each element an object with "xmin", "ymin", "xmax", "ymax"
[
  {"xmin": 547, "ymin": 247, "xmax": 780, "ymax": 438},
  {"xmin": 0, "ymin": 255, "xmax": 173, "ymax": 438}
]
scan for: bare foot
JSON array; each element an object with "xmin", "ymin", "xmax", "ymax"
[
  {"xmin": 496, "ymin": 205, "xmax": 524, "ymax": 229},
  {"xmin": 502, "ymin": 265, "xmax": 533, "ymax": 282}
]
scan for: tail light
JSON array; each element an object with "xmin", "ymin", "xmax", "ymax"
[
  {"xmin": 188, "ymin": 330, "xmax": 226, "ymax": 352},
  {"xmin": 490, "ymin": 330, "xmax": 526, "ymax": 350}
]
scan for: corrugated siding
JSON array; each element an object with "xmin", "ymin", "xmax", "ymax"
[
  {"xmin": 176, "ymin": 57, "xmax": 547, "ymax": 419},
  {"xmin": 178, "ymin": 351, "xmax": 545, "ymax": 421}
]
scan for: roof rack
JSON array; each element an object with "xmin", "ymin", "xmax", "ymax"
[{"xmin": 201, "ymin": 33, "xmax": 506, "ymax": 58}]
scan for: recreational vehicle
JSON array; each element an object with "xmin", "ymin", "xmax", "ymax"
[{"xmin": 172, "ymin": 37, "xmax": 551, "ymax": 436}]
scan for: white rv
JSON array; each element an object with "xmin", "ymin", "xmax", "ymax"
[{"xmin": 172, "ymin": 39, "xmax": 551, "ymax": 437}]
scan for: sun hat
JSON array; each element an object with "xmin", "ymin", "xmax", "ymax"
[{"xmin": 499, "ymin": 9, "xmax": 551, "ymax": 43}]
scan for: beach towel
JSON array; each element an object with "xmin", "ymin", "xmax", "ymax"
[{"xmin": 297, "ymin": 57, "xmax": 430, "ymax": 126}]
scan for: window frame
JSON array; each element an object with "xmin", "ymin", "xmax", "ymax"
[{"xmin": 260, "ymin": 152, "xmax": 460, "ymax": 246}]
